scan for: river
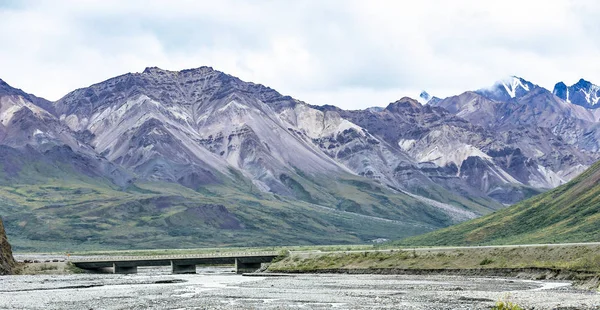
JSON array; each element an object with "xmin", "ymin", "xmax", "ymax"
[{"xmin": 0, "ymin": 266, "xmax": 598, "ymax": 309}]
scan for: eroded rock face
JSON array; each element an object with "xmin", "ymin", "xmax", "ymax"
[
  {"xmin": 0, "ymin": 217, "xmax": 16, "ymax": 275},
  {"xmin": 23, "ymin": 69, "xmax": 600, "ymax": 206}
]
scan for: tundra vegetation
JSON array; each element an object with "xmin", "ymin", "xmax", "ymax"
[{"xmin": 267, "ymin": 245, "xmax": 600, "ymax": 277}]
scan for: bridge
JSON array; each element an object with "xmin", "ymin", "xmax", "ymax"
[{"xmin": 70, "ymin": 251, "xmax": 279, "ymax": 274}]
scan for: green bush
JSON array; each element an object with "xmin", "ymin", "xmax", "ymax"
[
  {"xmin": 39, "ymin": 264, "xmax": 58, "ymax": 271},
  {"xmin": 491, "ymin": 300, "xmax": 524, "ymax": 310},
  {"xmin": 66, "ymin": 262, "xmax": 85, "ymax": 274},
  {"xmin": 479, "ymin": 258, "xmax": 494, "ymax": 265},
  {"xmin": 271, "ymin": 249, "xmax": 291, "ymax": 263}
]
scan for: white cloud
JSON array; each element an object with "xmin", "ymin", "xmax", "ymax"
[{"xmin": 1, "ymin": 0, "xmax": 599, "ymax": 109}]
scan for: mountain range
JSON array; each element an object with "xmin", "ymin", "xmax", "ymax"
[{"xmin": 1, "ymin": 68, "xmax": 599, "ymax": 251}]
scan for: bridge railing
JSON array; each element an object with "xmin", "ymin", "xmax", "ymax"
[{"xmin": 70, "ymin": 251, "xmax": 280, "ymax": 262}]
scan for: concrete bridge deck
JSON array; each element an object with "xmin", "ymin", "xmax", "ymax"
[{"xmin": 70, "ymin": 251, "xmax": 279, "ymax": 274}]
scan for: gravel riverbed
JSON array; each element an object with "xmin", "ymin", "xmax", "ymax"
[{"xmin": 0, "ymin": 266, "xmax": 598, "ymax": 309}]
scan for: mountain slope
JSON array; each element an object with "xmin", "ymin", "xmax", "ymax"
[
  {"xmin": 0, "ymin": 70, "xmax": 484, "ymax": 251},
  {"xmin": 282, "ymin": 99, "xmax": 504, "ymax": 211},
  {"xmin": 333, "ymin": 98, "xmax": 544, "ymax": 205},
  {"xmin": 53, "ymin": 67, "xmax": 356, "ymax": 195},
  {"xmin": 51, "ymin": 67, "xmax": 496, "ymax": 215},
  {"xmin": 397, "ymin": 159, "xmax": 600, "ymax": 245},
  {"xmin": 0, "ymin": 79, "xmax": 132, "ymax": 187},
  {"xmin": 432, "ymin": 82, "xmax": 600, "ymax": 189}
]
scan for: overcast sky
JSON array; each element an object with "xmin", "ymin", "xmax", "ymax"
[{"xmin": 1, "ymin": 0, "xmax": 599, "ymax": 109}]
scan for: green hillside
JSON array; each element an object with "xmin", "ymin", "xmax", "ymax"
[
  {"xmin": 0, "ymin": 146, "xmax": 489, "ymax": 252},
  {"xmin": 397, "ymin": 160, "xmax": 600, "ymax": 246}
]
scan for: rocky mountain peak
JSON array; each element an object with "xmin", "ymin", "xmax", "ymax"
[
  {"xmin": 574, "ymin": 78, "xmax": 593, "ymax": 88},
  {"xmin": 552, "ymin": 81, "xmax": 567, "ymax": 100},
  {"xmin": 365, "ymin": 106, "xmax": 384, "ymax": 113},
  {"xmin": 385, "ymin": 97, "xmax": 422, "ymax": 113},
  {"xmin": 55, "ymin": 66, "xmax": 273, "ymax": 117},
  {"xmin": 476, "ymin": 76, "xmax": 536, "ymax": 102},
  {"xmin": 142, "ymin": 66, "xmax": 219, "ymax": 78},
  {"xmin": 0, "ymin": 78, "xmax": 26, "ymax": 97},
  {"xmin": 142, "ymin": 66, "xmax": 168, "ymax": 75},
  {"xmin": 418, "ymin": 91, "xmax": 431, "ymax": 104},
  {"xmin": 553, "ymin": 78, "xmax": 600, "ymax": 108},
  {"xmin": 415, "ymin": 91, "xmax": 441, "ymax": 105},
  {"xmin": 0, "ymin": 77, "xmax": 54, "ymax": 114},
  {"xmin": 140, "ymin": 66, "xmax": 286, "ymax": 104}
]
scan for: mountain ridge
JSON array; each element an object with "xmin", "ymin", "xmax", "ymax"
[
  {"xmin": 0, "ymin": 68, "xmax": 489, "ymax": 251},
  {"xmin": 553, "ymin": 78, "xmax": 600, "ymax": 109},
  {"xmin": 474, "ymin": 76, "xmax": 537, "ymax": 102}
]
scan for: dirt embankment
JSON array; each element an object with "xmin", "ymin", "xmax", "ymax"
[
  {"xmin": 267, "ymin": 267, "xmax": 600, "ymax": 290},
  {"xmin": 0, "ymin": 217, "xmax": 16, "ymax": 275},
  {"xmin": 268, "ymin": 247, "xmax": 600, "ymax": 291}
]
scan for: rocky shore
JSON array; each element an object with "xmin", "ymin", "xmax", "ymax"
[
  {"xmin": 265, "ymin": 267, "xmax": 600, "ymax": 291},
  {"xmin": 1, "ymin": 267, "xmax": 599, "ymax": 309}
]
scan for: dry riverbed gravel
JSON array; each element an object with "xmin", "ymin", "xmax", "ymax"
[{"xmin": 0, "ymin": 266, "xmax": 598, "ymax": 309}]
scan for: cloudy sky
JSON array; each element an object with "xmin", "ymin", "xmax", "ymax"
[{"xmin": 1, "ymin": 0, "xmax": 599, "ymax": 109}]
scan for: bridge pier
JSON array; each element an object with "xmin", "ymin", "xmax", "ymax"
[
  {"xmin": 235, "ymin": 258, "xmax": 262, "ymax": 274},
  {"xmin": 113, "ymin": 263, "xmax": 137, "ymax": 274},
  {"xmin": 171, "ymin": 261, "xmax": 196, "ymax": 274}
]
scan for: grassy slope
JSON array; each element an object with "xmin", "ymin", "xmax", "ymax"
[
  {"xmin": 397, "ymin": 160, "xmax": 600, "ymax": 246},
  {"xmin": 0, "ymin": 151, "xmax": 490, "ymax": 252},
  {"xmin": 268, "ymin": 245, "xmax": 600, "ymax": 274}
]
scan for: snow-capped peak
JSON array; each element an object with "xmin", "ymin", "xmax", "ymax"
[
  {"xmin": 419, "ymin": 91, "xmax": 431, "ymax": 103},
  {"xmin": 499, "ymin": 76, "xmax": 531, "ymax": 98},
  {"xmin": 475, "ymin": 76, "xmax": 536, "ymax": 102},
  {"xmin": 415, "ymin": 91, "xmax": 439, "ymax": 105},
  {"xmin": 553, "ymin": 78, "xmax": 600, "ymax": 109},
  {"xmin": 573, "ymin": 79, "xmax": 600, "ymax": 107}
]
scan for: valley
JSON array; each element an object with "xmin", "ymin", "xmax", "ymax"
[{"xmin": 3, "ymin": 2, "xmax": 600, "ymax": 309}]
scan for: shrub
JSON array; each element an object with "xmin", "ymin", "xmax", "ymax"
[
  {"xmin": 480, "ymin": 258, "xmax": 494, "ymax": 265},
  {"xmin": 493, "ymin": 295, "xmax": 524, "ymax": 310},
  {"xmin": 491, "ymin": 300, "xmax": 524, "ymax": 310},
  {"xmin": 66, "ymin": 262, "xmax": 85, "ymax": 274},
  {"xmin": 39, "ymin": 264, "xmax": 58, "ymax": 271},
  {"xmin": 271, "ymin": 250, "xmax": 291, "ymax": 263}
]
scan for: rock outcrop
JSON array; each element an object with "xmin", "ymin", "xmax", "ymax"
[{"xmin": 0, "ymin": 217, "xmax": 16, "ymax": 275}]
